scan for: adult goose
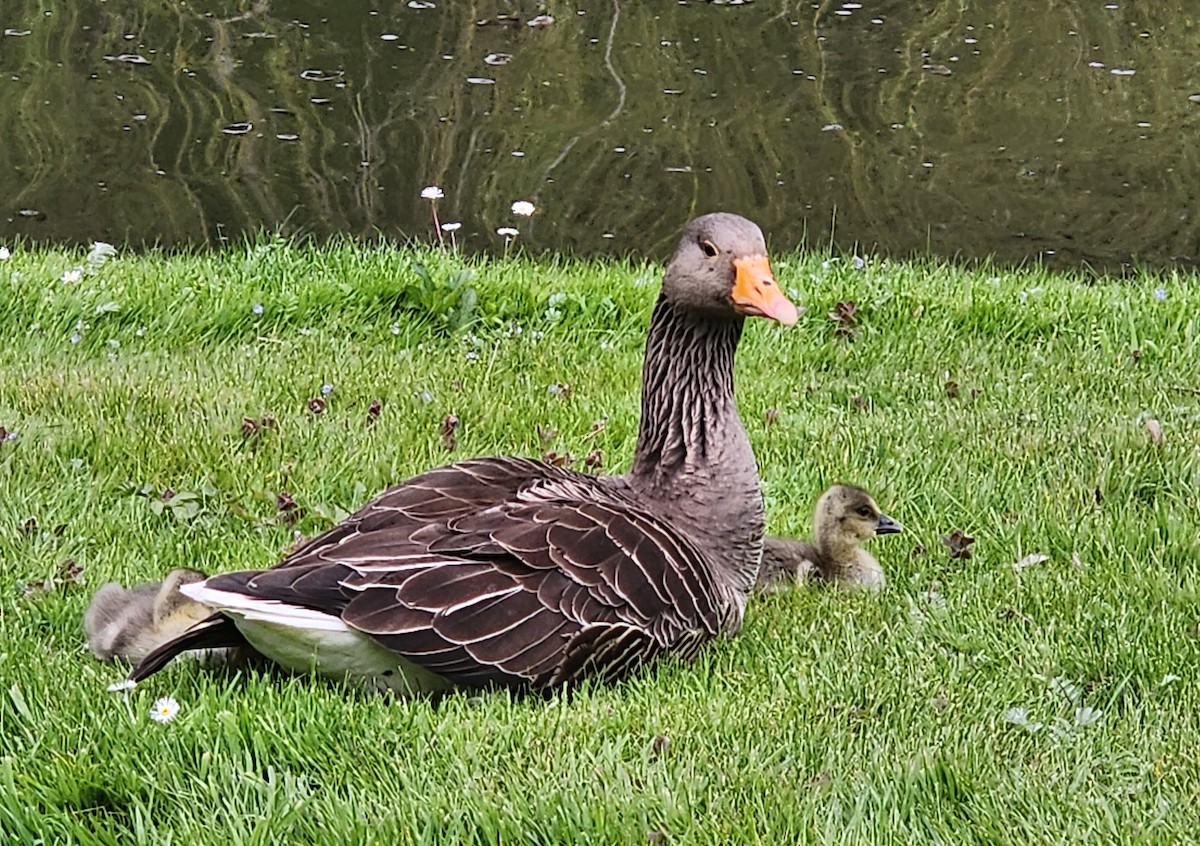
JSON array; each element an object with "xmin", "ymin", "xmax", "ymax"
[
  {"xmin": 126, "ymin": 213, "xmax": 798, "ymax": 694},
  {"xmin": 756, "ymin": 485, "xmax": 902, "ymax": 594}
]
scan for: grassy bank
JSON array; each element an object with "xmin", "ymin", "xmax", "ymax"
[{"xmin": 0, "ymin": 240, "xmax": 1197, "ymax": 844}]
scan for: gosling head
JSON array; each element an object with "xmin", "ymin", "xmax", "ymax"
[{"xmin": 815, "ymin": 484, "xmax": 903, "ymax": 548}]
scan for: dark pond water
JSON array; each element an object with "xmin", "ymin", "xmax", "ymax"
[{"xmin": 2, "ymin": 1, "xmax": 1198, "ymax": 269}]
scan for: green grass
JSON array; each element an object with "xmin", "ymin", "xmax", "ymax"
[{"xmin": 1, "ymin": 239, "xmax": 1197, "ymax": 844}]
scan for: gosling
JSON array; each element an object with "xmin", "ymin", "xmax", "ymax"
[
  {"xmin": 757, "ymin": 485, "xmax": 902, "ymax": 593},
  {"xmin": 84, "ymin": 568, "xmax": 231, "ymax": 665}
]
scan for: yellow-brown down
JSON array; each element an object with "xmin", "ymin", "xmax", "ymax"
[{"xmin": 756, "ymin": 485, "xmax": 902, "ymax": 593}]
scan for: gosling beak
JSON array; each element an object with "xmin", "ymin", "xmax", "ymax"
[
  {"xmin": 875, "ymin": 513, "xmax": 903, "ymax": 536},
  {"xmin": 731, "ymin": 255, "xmax": 798, "ymax": 326}
]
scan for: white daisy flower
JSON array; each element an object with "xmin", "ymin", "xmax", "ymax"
[
  {"xmin": 441, "ymin": 222, "xmax": 462, "ymax": 232},
  {"xmin": 510, "ymin": 200, "xmax": 535, "ymax": 217},
  {"xmin": 0, "ymin": 247, "xmax": 10, "ymax": 261},
  {"xmin": 497, "ymin": 227, "xmax": 519, "ymax": 237},
  {"xmin": 420, "ymin": 185, "xmax": 444, "ymax": 200},
  {"xmin": 150, "ymin": 695, "xmax": 180, "ymax": 723},
  {"xmin": 61, "ymin": 268, "xmax": 83, "ymax": 284}
]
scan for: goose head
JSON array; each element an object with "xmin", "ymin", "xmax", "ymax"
[{"xmin": 662, "ymin": 213, "xmax": 798, "ymax": 326}]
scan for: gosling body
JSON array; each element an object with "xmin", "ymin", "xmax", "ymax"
[
  {"xmin": 757, "ymin": 485, "xmax": 901, "ymax": 593},
  {"xmin": 84, "ymin": 568, "xmax": 243, "ymax": 667}
]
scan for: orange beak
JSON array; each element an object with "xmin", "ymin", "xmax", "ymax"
[{"xmin": 731, "ymin": 256, "xmax": 798, "ymax": 326}]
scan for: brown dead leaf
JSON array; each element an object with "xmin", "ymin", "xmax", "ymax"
[
  {"xmin": 366, "ymin": 400, "xmax": 382, "ymax": 426},
  {"xmin": 941, "ymin": 529, "xmax": 975, "ymax": 560},
  {"xmin": 583, "ymin": 418, "xmax": 608, "ymax": 441},
  {"xmin": 998, "ymin": 607, "xmax": 1034, "ymax": 626},
  {"xmin": 21, "ymin": 579, "xmax": 51, "ymax": 598},
  {"xmin": 765, "ymin": 407, "xmax": 779, "ymax": 426},
  {"xmin": 21, "ymin": 559, "xmax": 85, "ymax": 597},
  {"xmin": 307, "ymin": 397, "xmax": 327, "ymax": 416},
  {"xmin": 241, "ymin": 414, "xmax": 276, "ymax": 440},
  {"xmin": 584, "ymin": 449, "xmax": 603, "ymax": 469},
  {"xmin": 59, "ymin": 558, "xmax": 85, "ymax": 585},
  {"xmin": 440, "ymin": 414, "xmax": 460, "ymax": 452},
  {"xmin": 828, "ymin": 301, "xmax": 858, "ymax": 338},
  {"xmin": 276, "ymin": 490, "xmax": 299, "ymax": 524},
  {"xmin": 541, "ymin": 450, "xmax": 575, "ymax": 467}
]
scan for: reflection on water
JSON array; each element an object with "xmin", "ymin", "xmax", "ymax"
[{"xmin": 1, "ymin": 0, "xmax": 1197, "ymax": 269}]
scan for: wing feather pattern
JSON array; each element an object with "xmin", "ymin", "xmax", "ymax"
[{"xmin": 170, "ymin": 458, "xmax": 733, "ymax": 691}]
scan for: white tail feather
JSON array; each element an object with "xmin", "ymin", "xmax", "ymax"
[{"xmin": 178, "ymin": 583, "xmax": 349, "ymax": 632}]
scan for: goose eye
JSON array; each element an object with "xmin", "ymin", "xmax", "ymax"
[
  {"xmin": 699, "ymin": 239, "xmax": 719, "ymax": 258},
  {"xmin": 856, "ymin": 506, "xmax": 872, "ymax": 518}
]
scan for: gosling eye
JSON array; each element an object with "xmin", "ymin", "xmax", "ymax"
[
  {"xmin": 699, "ymin": 239, "xmax": 719, "ymax": 258},
  {"xmin": 856, "ymin": 506, "xmax": 872, "ymax": 518}
]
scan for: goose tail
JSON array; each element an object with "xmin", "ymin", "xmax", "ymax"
[{"xmin": 128, "ymin": 615, "xmax": 246, "ymax": 683}]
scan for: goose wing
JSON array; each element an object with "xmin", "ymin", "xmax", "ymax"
[{"xmin": 202, "ymin": 458, "xmax": 731, "ymax": 689}]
